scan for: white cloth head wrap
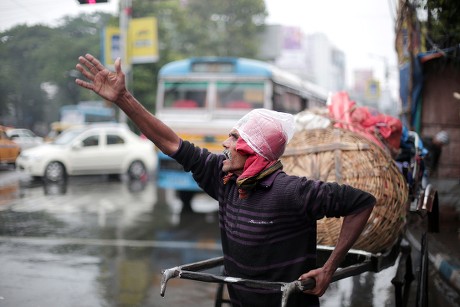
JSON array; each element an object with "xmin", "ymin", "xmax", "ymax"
[{"xmin": 233, "ymin": 109, "xmax": 295, "ymax": 160}]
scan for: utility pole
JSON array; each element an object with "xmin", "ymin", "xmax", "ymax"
[
  {"xmin": 369, "ymin": 53, "xmax": 396, "ymax": 116},
  {"xmin": 118, "ymin": 0, "xmax": 132, "ymax": 123}
]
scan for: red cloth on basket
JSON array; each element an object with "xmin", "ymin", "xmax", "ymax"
[{"xmin": 328, "ymin": 91, "xmax": 402, "ymax": 152}]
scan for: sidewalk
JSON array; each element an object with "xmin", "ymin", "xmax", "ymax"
[{"xmin": 405, "ymin": 178, "xmax": 460, "ymax": 294}]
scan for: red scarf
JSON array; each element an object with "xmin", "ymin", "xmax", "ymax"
[
  {"xmin": 236, "ymin": 138, "xmax": 275, "ymax": 180},
  {"xmin": 223, "ymin": 138, "xmax": 281, "ymax": 198}
]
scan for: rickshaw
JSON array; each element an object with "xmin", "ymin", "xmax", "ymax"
[{"xmin": 160, "ymin": 102, "xmax": 439, "ymax": 307}]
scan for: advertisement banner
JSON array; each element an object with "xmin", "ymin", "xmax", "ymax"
[
  {"xmin": 103, "ymin": 26, "xmax": 121, "ymax": 67},
  {"xmin": 282, "ymin": 26, "xmax": 302, "ymax": 50},
  {"xmin": 129, "ymin": 17, "xmax": 159, "ymax": 64},
  {"xmin": 365, "ymin": 79, "xmax": 381, "ymax": 100},
  {"xmin": 102, "ymin": 17, "xmax": 159, "ymax": 66}
]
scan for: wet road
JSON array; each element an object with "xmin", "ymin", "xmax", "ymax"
[
  {"xmin": 0, "ymin": 171, "xmax": 223, "ymax": 307},
  {"xmin": 0, "ymin": 169, "xmax": 458, "ymax": 307}
]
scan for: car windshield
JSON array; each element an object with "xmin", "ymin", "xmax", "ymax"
[
  {"xmin": 53, "ymin": 128, "xmax": 86, "ymax": 145},
  {"xmin": 9, "ymin": 129, "xmax": 36, "ymax": 138},
  {"xmin": 21, "ymin": 130, "xmax": 37, "ymax": 137}
]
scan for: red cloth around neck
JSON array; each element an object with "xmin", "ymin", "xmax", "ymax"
[{"xmin": 235, "ymin": 138, "xmax": 275, "ymax": 181}]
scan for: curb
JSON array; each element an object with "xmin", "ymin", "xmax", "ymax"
[
  {"xmin": 405, "ymin": 230, "xmax": 460, "ymax": 294},
  {"xmin": 433, "ymin": 254, "xmax": 460, "ymax": 294}
]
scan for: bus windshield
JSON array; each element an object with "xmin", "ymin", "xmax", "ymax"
[
  {"xmin": 164, "ymin": 81, "xmax": 208, "ymax": 109},
  {"xmin": 216, "ymin": 81, "xmax": 264, "ymax": 110}
]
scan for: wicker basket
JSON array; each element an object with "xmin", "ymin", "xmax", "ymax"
[{"xmin": 281, "ymin": 127, "xmax": 408, "ymax": 253}]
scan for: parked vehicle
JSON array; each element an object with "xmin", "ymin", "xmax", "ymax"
[
  {"xmin": 6, "ymin": 128, "xmax": 43, "ymax": 150},
  {"xmin": 16, "ymin": 123, "xmax": 156, "ymax": 182},
  {"xmin": 44, "ymin": 122, "xmax": 82, "ymax": 142},
  {"xmin": 0, "ymin": 126, "xmax": 21, "ymax": 166}
]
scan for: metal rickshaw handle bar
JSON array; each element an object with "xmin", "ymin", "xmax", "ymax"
[{"xmin": 160, "ymin": 256, "xmax": 374, "ymax": 306}]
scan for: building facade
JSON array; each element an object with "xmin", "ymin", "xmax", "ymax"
[{"xmin": 258, "ymin": 25, "xmax": 346, "ymax": 93}]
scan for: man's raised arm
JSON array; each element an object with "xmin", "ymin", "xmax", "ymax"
[{"xmin": 75, "ymin": 53, "xmax": 180, "ymax": 156}]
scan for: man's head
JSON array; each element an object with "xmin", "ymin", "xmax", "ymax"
[
  {"xmin": 222, "ymin": 129, "xmax": 248, "ymax": 175},
  {"xmin": 233, "ymin": 109, "xmax": 295, "ymax": 160},
  {"xmin": 221, "ymin": 109, "xmax": 295, "ymax": 176}
]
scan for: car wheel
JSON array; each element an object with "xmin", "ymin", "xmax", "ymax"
[
  {"xmin": 128, "ymin": 160, "xmax": 147, "ymax": 180},
  {"xmin": 44, "ymin": 161, "xmax": 66, "ymax": 182}
]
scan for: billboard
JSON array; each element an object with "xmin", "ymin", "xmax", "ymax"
[
  {"xmin": 365, "ymin": 79, "xmax": 381, "ymax": 100},
  {"xmin": 282, "ymin": 26, "xmax": 303, "ymax": 50},
  {"xmin": 129, "ymin": 17, "xmax": 159, "ymax": 64},
  {"xmin": 102, "ymin": 17, "xmax": 158, "ymax": 66}
]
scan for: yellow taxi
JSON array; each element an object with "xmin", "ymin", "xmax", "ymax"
[
  {"xmin": 44, "ymin": 121, "xmax": 81, "ymax": 142},
  {"xmin": 0, "ymin": 125, "xmax": 21, "ymax": 166}
]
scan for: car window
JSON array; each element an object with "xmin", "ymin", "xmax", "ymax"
[
  {"xmin": 82, "ymin": 135, "xmax": 99, "ymax": 147},
  {"xmin": 54, "ymin": 128, "xmax": 86, "ymax": 145},
  {"xmin": 107, "ymin": 134, "xmax": 125, "ymax": 145}
]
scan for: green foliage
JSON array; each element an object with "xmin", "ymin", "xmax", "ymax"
[
  {"xmin": 0, "ymin": 25, "xmax": 54, "ymax": 129},
  {"xmin": 129, "ymin": 0, "xmax": 267, "ymax": 115},
  {"xmin": 185, "ymin": 0, "xmax": 267, "ymax": 57},
  {"xmin": 128, "ymin": 0, "xmax": 189, "ymax": 115},
  {"xmin": 0, "ymin": 0, "xmax": 267, "ymax": 132},
  {"xmin": 417, "ymin": 0, "xmax": 460, "ymax": 49},
  {"xmin": 0, "ymin": 13, "xmax": 115, "ymax": 130}
]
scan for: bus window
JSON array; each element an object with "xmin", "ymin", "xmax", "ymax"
[
  {"xmin": 273, "ymin": 92, "xmax": 283, "ymax": 112},
  {"xmin": 273, "ymin": 85, "xmax": 303, "ymax": 114},
  {"xmin": 216, "ymin": 82, "xmax": 264, "ymax": 110},
  {"xmin": 164, "ymin": 81, "xmax": 208, "ymax": 109},
  {"xmin": 284, "ymin": 92, "xmax": 303, "ymax": 113}
]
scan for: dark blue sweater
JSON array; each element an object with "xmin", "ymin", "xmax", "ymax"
[{"xmin": 172, "ymin": 140, "xmax": 376, "ymax": 307}]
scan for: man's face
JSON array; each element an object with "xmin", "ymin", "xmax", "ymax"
[{"xmin": 222, "ymin": 129, "xmax": 247, "ymax": 176}]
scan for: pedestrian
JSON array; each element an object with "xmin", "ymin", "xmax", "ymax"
[
  {"xmin": 422, "ymin": 130, "xmax": 449, "ymax": 177},
  {"xmin": 75, "ymin": 54, "xmax": 375, "ymax": 307}
]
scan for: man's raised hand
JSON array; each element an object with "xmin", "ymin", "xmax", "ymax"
[{"xmin": 75, "ymin": 53, "xmax": 126, "ymax": 102}]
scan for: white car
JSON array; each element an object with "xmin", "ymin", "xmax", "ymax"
[
  {"xmin": 16, "ymin": 123, "xmax": 156, "ymax": 182},
  {"xmin": 6, "ymin": 128, "xmax": 44, "ymax": 151}
]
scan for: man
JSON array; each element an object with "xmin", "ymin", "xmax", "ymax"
[{"xmin": 75, "ymin": 54, "xmax": 375, "ymax": 306}]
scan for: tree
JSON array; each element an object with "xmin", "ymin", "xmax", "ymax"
[
  {"xmin": 185, "ymin": 0, "xmax": 267, "ymax": 58},
  {"xmin": 0, "ymin": 25, "xmax": 54, "ymax": 129},
  {"xmin": 128, "ymin": 0, "xmax": 191, "ymax": 116},
  {"xmin": 0, "ymin": 13, "xmax": 115, "ymax": 131},
  {"xmin": 415, "ymin": 0, "xmax": 460, "ymax": 49},
  {"xmin": 50, "ymin": 13, "xmax": 117, "ymax": 105},
  {"xmin": 0, "ymin": 0, "xmax": 268, "ymax": 132},
  {"xmin": 128, "ymin": 0, "xmax": 267, "ymax": 116}
]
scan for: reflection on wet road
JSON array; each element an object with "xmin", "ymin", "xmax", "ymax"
[
  {"xmin": 0, "ymin": 174, "xmax": 222, "ymax": 307},
  {"xmin": 0, "ymin": 171, "xmax": 458, "ymax": 306}
]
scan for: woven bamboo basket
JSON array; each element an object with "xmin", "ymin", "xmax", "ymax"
[{"xmin": 281, "ymin": 127, "xmax": 408, "ymax": 254}]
